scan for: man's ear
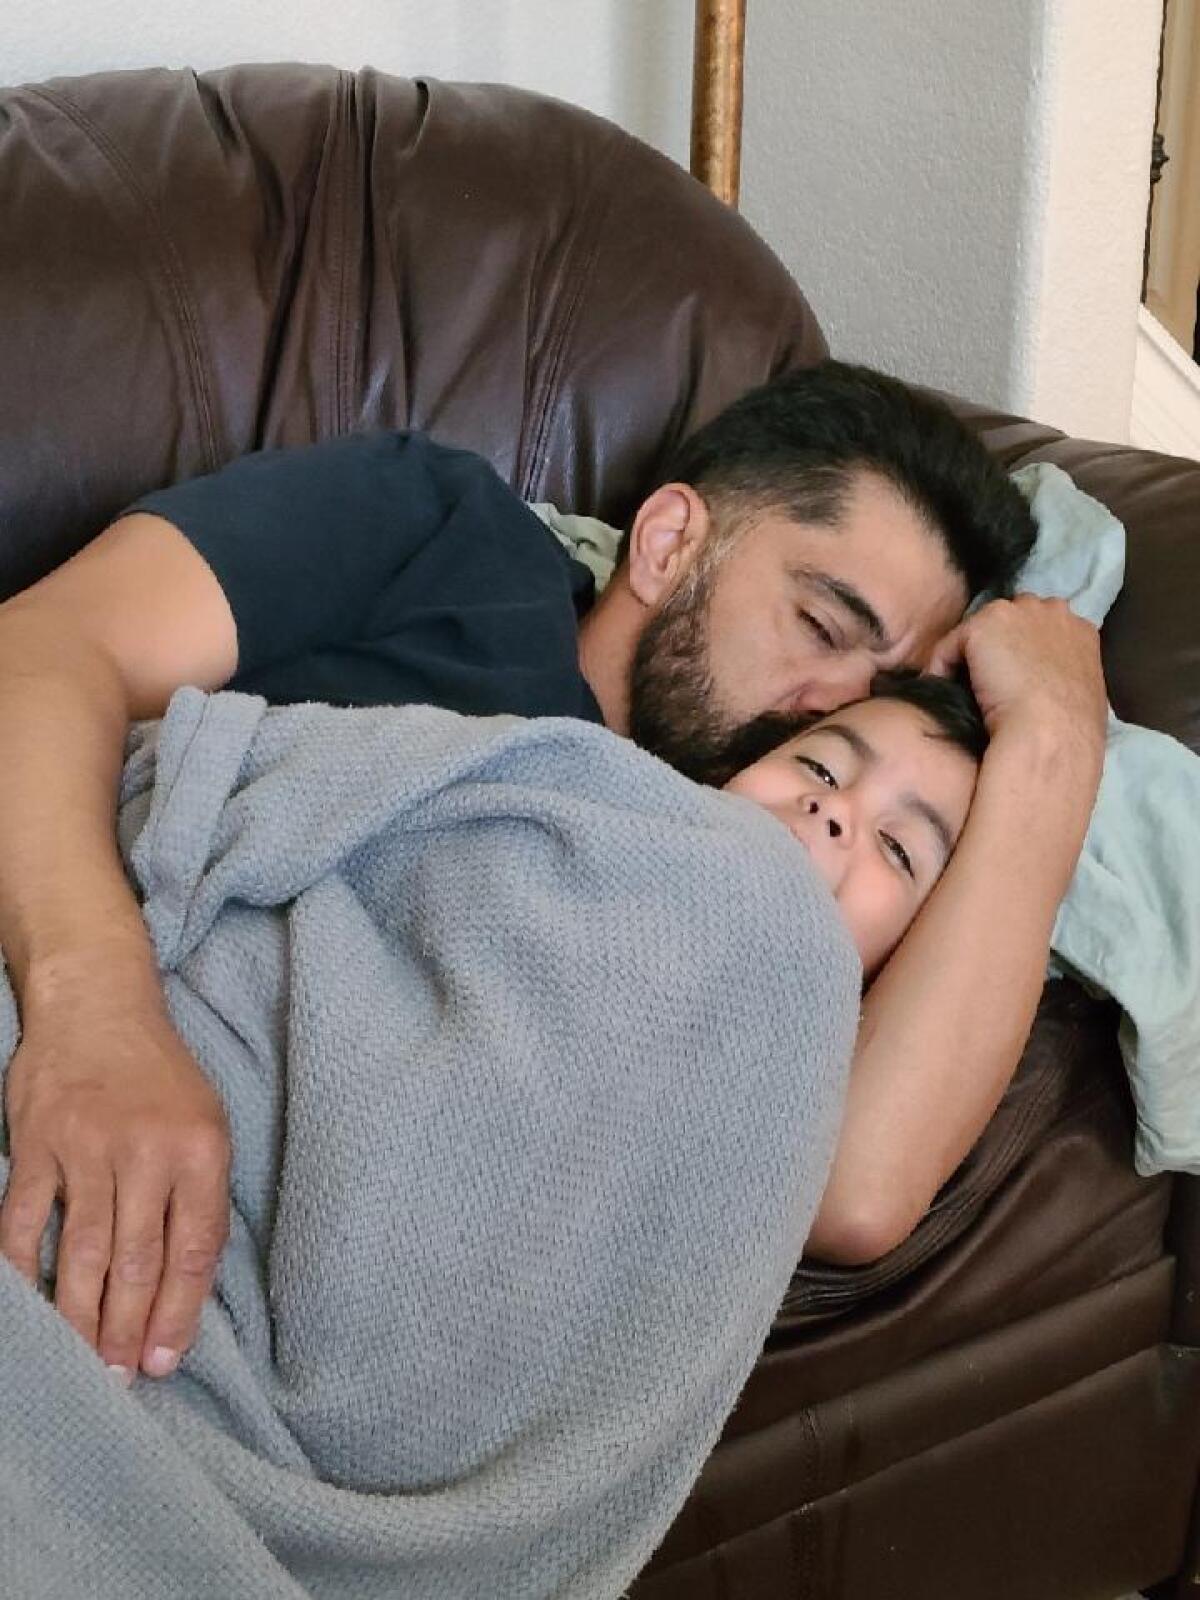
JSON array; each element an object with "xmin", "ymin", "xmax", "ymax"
[{"xmin": 623, "ymin": 484, "xmax": 711, "ymax": 608}]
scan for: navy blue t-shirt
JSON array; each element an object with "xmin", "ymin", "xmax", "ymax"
[{"xmin": 131, "ymin": 432, "xmax": 603, "ymax": 722}]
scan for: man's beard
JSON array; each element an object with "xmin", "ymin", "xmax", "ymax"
[
  {"xmin": 627, "ymin": 560, "xmax": 811, "ymax": 787},
  {"xmin": 627, "ymin": 556, "xmax": 729, "ymax": 781},
  {"xmin": 624, "ymin": 563, "xmax": 793, "ymax": 787}
]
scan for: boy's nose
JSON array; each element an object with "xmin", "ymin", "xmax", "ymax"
[{"xmin": 805, "ymin": 795, "xmax": 853, "ymax": 846}]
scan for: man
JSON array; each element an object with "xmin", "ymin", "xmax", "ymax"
[{"xmin": 0, "ymin": 361, "xmax": 1105, "ymax": 1386}]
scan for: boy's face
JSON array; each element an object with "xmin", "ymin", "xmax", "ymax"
[{"xmin": 724, "ymin": 697, "xmax": 978, "ymax": 977}]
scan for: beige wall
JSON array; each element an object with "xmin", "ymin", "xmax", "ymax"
[
  {"xmin": 740, "ymin": 0, "xmax": 1162, "ymax": 442},
  {"xmin": 1, "ymin": 0, "xmax": 693, "ymax": 163},
  {"xmin": 1026, "ymin": 0, "xmax": 1163, "ymax": 440}
]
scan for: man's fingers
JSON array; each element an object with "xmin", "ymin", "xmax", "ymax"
[
  {"xmin": 140, "ymin": 1153, "xmax": 230, "ymax": 1378},
  {"xmin": 97, "ymin": 1158, "xmax": 172, "ymax": 1375},
  {"xmin": 927, "ymin": 620, "xmax": 967, "ymax": 677},
  {"xmin": 0, "ymin": 1150, "xmax": 60, "ymax": 1281},
  {"xmin": 54, "ymin": 1168, "xmax": 117, "ymax": 1350},
  {"xmin": 2, "ymin": 1003, "xmax": 233, "ymax": 1373}
]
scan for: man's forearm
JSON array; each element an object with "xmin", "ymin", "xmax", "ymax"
[
  {"xmin": 0, "ymin": 515, "xmax": 238, "ymax": 1002},
  {"xmin": 807, "ymin": 719, "xmax": 1101, "ymax": 1265},
  {"xmin": 0, "ymin": 609, "xmax": 157, "ymax": 1006}
]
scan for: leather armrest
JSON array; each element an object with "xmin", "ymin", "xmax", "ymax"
[{"xmin": 1168, "ymin": 1174, "xmax": 1200, "ymax": 1345}]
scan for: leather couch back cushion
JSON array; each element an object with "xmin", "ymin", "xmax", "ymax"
[
  {"xmin": 1, "ymin": 66, "xmax": 1195, "ymax": 755},
  {"xmin": 0, "ymin": 64, "xmax": 823, "ymax": 598}
]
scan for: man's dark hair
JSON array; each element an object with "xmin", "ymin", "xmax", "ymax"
[
  {"xmin": 693, "ymin": 668, "xmax": 987, "ymax": 787},
  {"xmin": 641, "ymin": 360, "xmax": 1034, "ymax": 600}
]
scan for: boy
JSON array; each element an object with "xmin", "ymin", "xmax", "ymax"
[{"xmin": 721, "ymin": 673, "xmax": 985, "ymax": 979}]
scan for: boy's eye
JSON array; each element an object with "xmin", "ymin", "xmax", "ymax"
[
  {"xmin": 796, "ymin": 755, "xmax": 837, "ymax": 788},
  {"xmin": 881, "ymin": 832, "xmax": 915, "ymax": 879},
  {"xmin": 799, "ymin": 610, "xmax": 837, "ymax": 649}
]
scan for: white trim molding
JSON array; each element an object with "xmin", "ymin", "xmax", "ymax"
[{"xmin": 1130, "ymin": 304, "xmax": 1200, "ymax": 461}]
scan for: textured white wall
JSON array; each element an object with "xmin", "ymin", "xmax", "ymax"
[
  {"xmin": 741, "ymin": 0, "xmax": 1162, "ymax": 442},
  {"xmin": 1026, "ymin": 0, "xmax": 1162, "ymax": 439},
  {"xmin": 741, "ymin": 0, "xmax": 1044, "ymax": 411},
  {"xmin": 0, "ymin": 0, "xmax": 693, "ymax": 163}
]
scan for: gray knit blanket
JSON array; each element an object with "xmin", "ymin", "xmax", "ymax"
[{"xmin": 0, "ymin": 690, "xmax": 859, "ymax": 1599}]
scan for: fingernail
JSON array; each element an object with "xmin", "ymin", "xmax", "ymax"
[
  {"xmin": 144, "ymin": 1345, "xmax": 179, "ymax": 1378},
  {"xmin": 107, "ymin": 1364, "xmax": 134, "ymax": 1389}
]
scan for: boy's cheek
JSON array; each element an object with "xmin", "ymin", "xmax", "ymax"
[{"xmin": 842, "ymin": 883, "xmax": 911, "ymax": 976}]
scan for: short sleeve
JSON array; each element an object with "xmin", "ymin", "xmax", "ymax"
[{"xmin": 130, "ymin": 433, "xmax": 485, "ymax": 678}]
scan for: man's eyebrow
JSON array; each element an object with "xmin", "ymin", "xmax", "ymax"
[{"xmin": 798, "ymin": 567, "xmax": 895, "ymax": 651}]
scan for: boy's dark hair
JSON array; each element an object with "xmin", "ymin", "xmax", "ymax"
[
  {"xmin": 638, "ymin": 360, "xmax": 1034, "ymax": 600},
  {"xmin": 695, "ymin": 668, "xmax": 987, "ymax": 788},
  {"xmin": 867, "ymin": 668, "xmax": 988, "ymax": 761}
]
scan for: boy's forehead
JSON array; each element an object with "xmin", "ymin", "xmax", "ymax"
[
  {"xmin": 793, "ymin": 697, "xmax": 932, "ymax": 749},
  {"xmin": 783, "ymin": 699, "xmax": 973, "ymax": 787}
]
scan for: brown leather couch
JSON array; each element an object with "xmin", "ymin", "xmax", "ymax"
[{"xmin": 1, "ymin": 63, "xmax": 1198, "ymax": 1600}]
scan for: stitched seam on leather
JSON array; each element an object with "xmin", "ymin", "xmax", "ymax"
[
  {"xmin": 323, "ymin": 71, "xmax": 348, "ymax": 438},
  {"xmin": 797, "ymin": 1340, "xmax": 1187, "ymax": 1504},
  {"xmin": 676, "ymin": 1340, "xmax": 1194, "ymax": 1571},
  {"xmin": 788, "ymin": 1408, "xmax": 824, "ymax": 1592},
  {"xmin": 787, "ymin": 1506, "xmax": 817, "ymax": 1597},
  {"xmin": 326, "ymin": 75, "xmax": 343, "ymax": 436},
  {"xmin": 518, "ymin": 132, "xmax": 626, "ymax": 501},
  {"xmin": 30, "ymin": 85, "xmax": 221, "ymax": 473}
]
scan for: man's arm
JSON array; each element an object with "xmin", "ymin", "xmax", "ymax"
[
  {"xmin": 0, "ymin": 514, "xmax": 238, "ymax": 1379},
  {"xmin": 806, "ymin": 596, "xmax": 1106, "ymax": 1266},
  {"xmin": 0, "ymin": 431, "xmax": 545, "ymax": 1373}
]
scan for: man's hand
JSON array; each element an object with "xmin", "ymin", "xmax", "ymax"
[
  {"xmin": 930, "ymin": 593, "xmax": 1107, "ymax": 793},
  {"xmin": 1, "ymin": 962, "xmax": 230, "ymax": 1382}
]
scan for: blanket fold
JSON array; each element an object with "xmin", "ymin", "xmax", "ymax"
[{"xmin": 0, "ymin": 691, "xmax": 858, "ymax": 1599}]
